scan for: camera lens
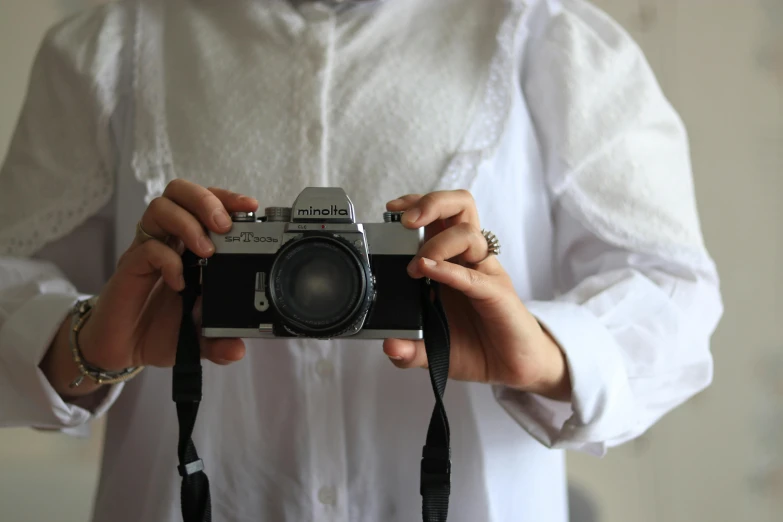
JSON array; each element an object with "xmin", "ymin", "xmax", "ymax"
[
  {"xmin": 281, "ymin": 246, "xmax": 358, "ymax": 323},
  {"xmin": 269, "ymin": 235, "xmax": 373, "ymax": 337}
]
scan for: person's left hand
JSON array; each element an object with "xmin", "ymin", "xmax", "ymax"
[{"xmin": 383, "ymin": 190, "xmax": 572, "ymax": 401}]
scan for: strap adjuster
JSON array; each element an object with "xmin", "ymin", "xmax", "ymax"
[
  {"xmin": 178, "ymin": 458, "xmax": 205, "ymax": 477},
  {"xmin": 420, "ymin": 445, "xmax": 451, "ymax": 496}
]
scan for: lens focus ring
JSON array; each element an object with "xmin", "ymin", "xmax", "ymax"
[{"xmin": 268, "ymin": 233, "xmax": 374, "ymax": 338}]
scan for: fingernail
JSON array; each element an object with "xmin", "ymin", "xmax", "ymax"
[
  {"xmin": 198, "ymin": 236, "xmax": 215, "ymax": 254},
  {"xmin": 213, "ymin": 209, "xmax": 231, "ymax": 229},
  {"xmin": 389, "ymin": 355, "xmax": 404, "ymax": 361},
  {"xmin": 403, "ymin": 208, "xmax": 421, "ymax": 224},
  {"xmin": 387, "ymin": 198, "xmax": 403, "ymax": 206},
  {"xmin": 421, "ymin": 257, "xmax": 437, "ymax": 267}
]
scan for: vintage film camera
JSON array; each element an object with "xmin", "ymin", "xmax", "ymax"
[{"xmin": 199, "ymin": 187, "xmax": 426, "ymax": 340}]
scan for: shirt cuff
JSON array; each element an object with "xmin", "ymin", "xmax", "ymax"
[
  {"xmin": 493, "ymin": 300, "xmax": 635, "ymax": 456},
  {"xmin": 0, "ymin": 292, "xmax": 123, "ymax": 433}
]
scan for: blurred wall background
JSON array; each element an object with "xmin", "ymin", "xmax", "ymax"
[
  {"xmin": 566, "ymin": 2, "xmax": 782, "ymax": 522},
  {"xmin": 0, "ymin": 1, "xmax": 780, "ymax": 521}
]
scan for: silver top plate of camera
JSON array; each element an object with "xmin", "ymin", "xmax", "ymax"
[{"xmin": 210, "ymin": 187, "xmax": 423, "ymax": 256}]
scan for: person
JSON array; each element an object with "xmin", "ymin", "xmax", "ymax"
[{"xmin": 0, "ymin": 0, "xmax": 724, "ymax": 521}]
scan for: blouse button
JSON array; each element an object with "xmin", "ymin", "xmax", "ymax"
[
  {"xmin": 318, "ymin": 486, "xmax": 337, "ymax": 505},
  {"xmin": 316, "ymin": 359, "xmax": 334, "ymax": 377}
]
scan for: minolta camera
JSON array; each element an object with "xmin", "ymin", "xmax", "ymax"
[{"xmin": 199, "ymin": 187, "xmax": 426, "ymax": 340}]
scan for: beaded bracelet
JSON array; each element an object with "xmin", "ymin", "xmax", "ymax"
[{"xmin": 68, "ymin": 297, "xmax": 144, "ymax": 388}]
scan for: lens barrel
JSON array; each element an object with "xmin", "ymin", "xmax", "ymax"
[{"xmin": 268, "ymin": 233, "xmax": 374, "ymax": 337}]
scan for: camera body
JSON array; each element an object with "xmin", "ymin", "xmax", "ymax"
[{"xmin": 199, "ymin": 187, "xmax": 426, "ymax": 340}]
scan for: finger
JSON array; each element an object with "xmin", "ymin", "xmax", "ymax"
[
  {"xmin": 117, "ymin": 238, "xmax": 185, "ymax": 293},
  {"xmin": 192, "ymin": 297, "xmax": 246, "ymax": 365},
  {"xmin": 410, "ymin": 257, "xmax": 504, "ymax": 300},
  {"xmin": 201, "ymin": 338, "xmax": 246, "ymax": 365},
  {"xmin": 207, "ymin": 186, "xmax": 259, "ymax": 213},
  {"xmin": 108, "ymin": 241, "xmax": 186, "ymax": 336},
  {"xmin": 387, "ymin": 190, "xmax": 479, "ymax": 229},
  {"xmin": 162, "ymin": 179, "xmax": 257, "ymax": 234},
  {"xmin": 137, "ymin": 196, "xmax": 216, "ymax": 257},
  {"xmin": 383, "ymin": 338, "xmax": 429, "ymax": 369},
  {"xmin": 385, "ymin": 194, "xmax": 423, "ymax": 210},
  {"xmin": 410, "ymin": 222, "xmax": 488, "ymax": 272}
]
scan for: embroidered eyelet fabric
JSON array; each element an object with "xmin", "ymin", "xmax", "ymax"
[
  {"xmin": 0, "ymin": 5, "xmax": 123, "ymax": 258},
  {"xmin": 129, "ymin": 0, "xmax": 528, "ymax": 227},
  {"xmin": 0, "ymin": 0, "xmax": 710, "ymax": 270}
]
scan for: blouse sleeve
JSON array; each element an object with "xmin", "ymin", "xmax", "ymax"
[
  {"xmin": 494, "ymin": 0, "xmax": 723, "ymax": 456},
  {"xmin": 0, "ymin": 5, "xmax": 125, "ymax": 434}
]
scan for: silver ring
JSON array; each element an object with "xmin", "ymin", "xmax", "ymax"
[{"xmin": 480, "ymin": 229, "xmax": 500, "ymax": 261}]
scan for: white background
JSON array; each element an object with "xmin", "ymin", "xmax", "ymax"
[{"xmin": 0, "ymin": 1, "xmax": 781, "ymax": 521}]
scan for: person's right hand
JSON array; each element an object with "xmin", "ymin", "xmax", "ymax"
[{"xmin": 42, "ymin": 179, "xmax": 259, "ymax": 396}]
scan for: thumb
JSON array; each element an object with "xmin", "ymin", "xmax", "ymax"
[{"xmin": 383, "ymin": 338, "xmax": 429, "ymax": 369}]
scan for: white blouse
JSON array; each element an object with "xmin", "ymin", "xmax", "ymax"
[{"xmin": 0, "ymin": 0, "xmax": 723, "ymax": 521}]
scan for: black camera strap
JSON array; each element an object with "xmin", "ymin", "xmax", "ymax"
[
  {"xmin": 419, "ymin": 279, "xmax": 452, "ymax": 522},
  {"xmin": 172, "ymin": 252, "xmax": 211, "ymax": 522},
  {"xmin": 172, "ymin": 253, "xmax": 451, "ymax": 522}
]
